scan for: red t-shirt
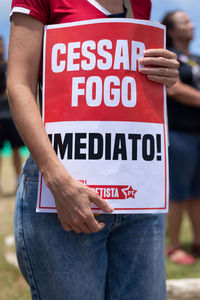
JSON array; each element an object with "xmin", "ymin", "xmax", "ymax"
[{"xmin": 10, "ymin": 0, "xmax": 152, "ymax": 24}]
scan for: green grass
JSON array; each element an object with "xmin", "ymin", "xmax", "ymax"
[
  {"xmin": 166, "ymin": 213, "xmax": 200, "ymax": 279},
  {"xmin": 0, "ymin": 199, "xmax": 30, "ymax": 300}
]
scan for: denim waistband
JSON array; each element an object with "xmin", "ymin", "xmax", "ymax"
[{"xmin": 23, "ymin": 155, "xmax": 39, "ymax": 177}]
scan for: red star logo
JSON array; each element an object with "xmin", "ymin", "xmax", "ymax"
[{"xmin": 122, "ymin": 186, "xmax": 137, "ymax": 199}]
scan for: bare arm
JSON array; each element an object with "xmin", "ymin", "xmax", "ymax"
[
  {"xmin": 7, "ymin": 14, "xmax": 113, "ymax": 234},
  {"xmin": 166, "ymin": 77, "xmax": 200, "ymax": 107},
  {"xmin": 7, "ymin": 14, "xmax": 57, "ymax": 178}
]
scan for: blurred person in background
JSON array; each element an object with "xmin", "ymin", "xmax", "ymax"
[
  {"xmin": 0, "ymin": 36, "xmax": 23, "ymax": 195},
  {"xmin": 162, "ymin": 11, "xmax": 200, "ymax": 265}
]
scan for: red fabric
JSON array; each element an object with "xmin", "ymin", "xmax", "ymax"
[
  {"xmin": 11, "ymin": 0, "xmax": 152, "ymax": 24},
  {"xmin": 131, "ymin": 0, "xmax": 151, "ymax": 20},
  {"xmin": 10, "ymin": 0, "xmax": 152, "ymax": 79},
  {"xmin": 11, "ymin": 0, "xmax": 49, "ymax": 24}
]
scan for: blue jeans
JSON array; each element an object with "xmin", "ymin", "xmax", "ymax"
[
  {"xmin": 15, "ymin": 156, "xmax": 166, "ymax": 300},
  {"xmin": 169, "ymin": 130, "xmax": 200, "ymax": 201}
]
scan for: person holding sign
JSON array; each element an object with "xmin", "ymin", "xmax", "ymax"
[{"xmin": 8, "ymin": 1, "xmax": 179, "ymax": 299}]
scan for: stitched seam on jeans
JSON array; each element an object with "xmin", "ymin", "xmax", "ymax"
[
  {"xmin": 19, "ymin": 173, "xmax": 26, "ymax": 200},
  {"xmin": 15, "ymin": 174, "xmax": 27, "ymax": 247},
  {"xmin": 109, "ymin": 215, "xmax": 119, "ymax": 231},
  {"xmin": 21, "ymin": 180, "xmax": 41, "ymax": 300},
  {"xmin": 25, "ymin": 177, "xmax": 39, "ymax": 182}
]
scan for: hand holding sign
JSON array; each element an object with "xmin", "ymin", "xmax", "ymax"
[
  {"xmin": 140, "ymin": 49, "xmax": 179, "ymax": 87},
  {"xmin": 37, "ymin": 19, "xmax": 172, "ymax": 216},
  {"xmin": 46, "ymin": 166, "xmax": 113, "ymax": 233}
]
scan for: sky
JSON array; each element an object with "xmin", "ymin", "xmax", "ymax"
[{"xmin": 0, "ymin": 0, "xmax": 200, "ymax": 57}]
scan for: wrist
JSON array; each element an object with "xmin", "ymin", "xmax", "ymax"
[{"xmin": 40, "ymin": 156, "xmax": 72, "ymax": 188}]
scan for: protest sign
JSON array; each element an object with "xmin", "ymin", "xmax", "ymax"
[{"xmin": 37, "ymin": 18, "xmax": 168, "ymax": 213}]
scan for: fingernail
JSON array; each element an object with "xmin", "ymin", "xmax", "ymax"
[
  {"xmin": 108, "ymin": 206, "xmax": 114, "ymax": 212},
  {"xmin": 99, "ymin": 222, "xmax": 105, "ymax": 228}
]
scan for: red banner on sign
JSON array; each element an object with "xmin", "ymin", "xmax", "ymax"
[
  {"xmin": 87, "ymin": 185, "xmax": 137, "ymax": 200},
  {"xmin": 44, "ymin": 20, "xmax": 164, "ymax": 124}
]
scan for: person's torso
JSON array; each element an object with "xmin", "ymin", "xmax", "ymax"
[
  {"xmin": 167, "ymin": 48, "xmax": 200, "ymax": 133},
  {"xmin": 11, "ymin": 0, "xmax": 152, "ymax": 113}
]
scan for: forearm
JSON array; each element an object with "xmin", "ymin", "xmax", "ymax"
[
  {"xmin": 7, "ymin": 82, "xmax": 67, "ymax": 182},
  {"xmin": 7, "ymin": 14, "xmax": 68, "ymax": 183},
  {"xmin": 167, "ymin": 80, "xmax": 200, "ymax": 107}
]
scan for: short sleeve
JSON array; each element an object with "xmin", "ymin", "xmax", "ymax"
[
  {"xmin": 10, "ymin": 0, "xmax": 49, "ymax": 25},
  {"xmin": 131, "ymin": 0, "xmax": 152, "ymax": 20}
]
